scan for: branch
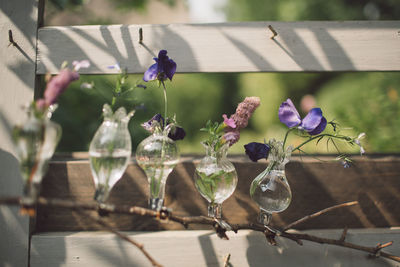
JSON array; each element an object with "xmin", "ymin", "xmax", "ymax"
[
  {"xmin": 283, "ymin": 201, "xmax": 359, "ymax": 231},
  {"xmin": 74, "ymin": 209, "xmax": 163, "ymax": 267},
  {"xmin": 1, "ymin": 197, "xmax": 399, "ymax": 263},
  {"xmin": 0, "ymin": 197, "xmax": 163, "ymax": 267}
]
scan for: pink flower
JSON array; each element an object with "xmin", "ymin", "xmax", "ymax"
[
  {"xmin": 222, "ymin": 130, "xmax": 240, "ymax": 146},
  {"xmin": 230, "ymin": 96, "xmax": 260, "ymax": 129},
  {"xmin": 44, "ymin": 69, "xmax": 79, "ymax": 105},
  {"xmin": 223, "ymin": 114, "xmax": 236, "ymax": 129}
]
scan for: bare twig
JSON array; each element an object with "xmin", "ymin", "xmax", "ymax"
[
  {"xmin": 1, "ymin": 197, "xmax": 399, "ymax": 263},
  {"xmin": 223, "ymin": 253, "xmax": 231, "ymax": 267},
  {"xmin": 283, "ymin": 201, "xmax": 359, "ymax": 231},
  {"xmin": 340, "ymin": 227, "xmax": 348, "ymax": 242},
  {"xmin": 75, "ymin": 209, "xmax": 163, "ymax": 267}
]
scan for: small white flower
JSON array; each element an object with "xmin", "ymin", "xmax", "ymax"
[
  {"xmin": 80, "ymin": 82, "xmax": 94, "ymax": 89},
  {"xmin": 72, "ymin": 60, "xmax": 90, "ymax": 71},
  {"xmin": 354, "ymin": 132, "xmax": 366, "ymax": 155}
]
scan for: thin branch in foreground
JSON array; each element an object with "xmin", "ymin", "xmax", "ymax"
[
  {"xmin": 74, "ymin": 209, "xmax": 163, "ymax": 267},
  {"xmin": 0, "ymin": 197, "xmax": 399, "ymax": 263},
  {"xmin": 283, "ymin": 201, "xmax": 359, "ymax": 231},
  {"xmin": 340, "ymin": 227, "xmax": 348, "ymax": 242},
  {"xmin": 223, "ymin": 253, "xmax": 231, "ymax": 267}
]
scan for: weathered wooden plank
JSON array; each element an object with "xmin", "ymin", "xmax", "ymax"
[
  {"xmin": 36, "ymin": 21, "xmax": 400, "ymax": 74},
  {"xmin": 36, "ymin": 155, "xmax": 400, "ymax": 232},
  {"xmin": 31, "ymin": 229, "xmax": 400, "ymax": 267},
  {"xmin": 0, "ymin": 1, "xmax": 42, "ymax": 266}
]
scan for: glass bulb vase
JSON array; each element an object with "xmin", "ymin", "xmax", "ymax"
[
  {"xmin": 250, "ymin": 140, "xmax": 292, "ymax": 226},
  {"xmin": 89, "ymin": 104, "xmax": 134, "ymax": 203},
  {"xmin": 13, "ymin": 104, "xmax": 62, "ymax": 200},
  {"xmin": 194, "ymin": 143, "xmax": 238, "ymax": 219},
  {"xmin": 136, "ymin": 133, "xmax": 179, "ymax": 211}
]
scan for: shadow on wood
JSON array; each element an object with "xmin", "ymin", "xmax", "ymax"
[{"xmin": 35, "ymin": 154, "xmax": 400, "ymax": 232}]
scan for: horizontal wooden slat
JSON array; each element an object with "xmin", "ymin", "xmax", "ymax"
[
  {"xmin": 36, "ymin": 21, "xmax": 400, "ymax": 74},
  {"xmin": 31, "ymin": 229, "xmax": 400, "ymax": 267},
  {"xmin": 36, "ymin": 154, "xmax": 400, "ymax": 232}
]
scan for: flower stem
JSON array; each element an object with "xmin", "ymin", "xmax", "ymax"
[
  {"xmin": 282, "ymin": 128, "xmax": 294, "ymax": 149},
  {"xmin": 292, "ymin": 133, "xmax": 351, "ymax": 152},
  {"xmin": 162, "ymin": 81, "xmax": 168, "ymax": 121}
]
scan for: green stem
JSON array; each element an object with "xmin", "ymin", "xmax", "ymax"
[
  {"xmin": 292, "ymin": 133, "xmax": 351, "ymax": 152},
  {"xmin": 282, "ymin": 128, "xmax": 294, "ymax": 149},
  {"xmin": 111, "ymin": 95, "xmax": 117, "ymax": 109},
  {"xmin": 162, "ymin": 81, "xmax": 168, "ymax": 121}
]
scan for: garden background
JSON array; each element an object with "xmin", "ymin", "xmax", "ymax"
[{"xmin": 45, "ymin": 0, "xmax": 400, "ymax": 154}]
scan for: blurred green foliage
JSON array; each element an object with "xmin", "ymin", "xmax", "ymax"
[{"xmin": 49, "ymin": 0, "xmax": 400, "ymax": 154}]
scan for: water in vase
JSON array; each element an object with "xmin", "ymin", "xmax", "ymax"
[
  {"xmin": 251, "ymin": 170, "xmax": 292, "ymax": 213},
  {"xmin": 194, "ymin": 167, "xmax": 237, "ymax": 204},
  {"xmin": 89, "ymin": 149, "xmax": 130, "ymax": 202},
  {"xmin": 139, "ymin": 159, "xmax": 179, "ymax": 198}
]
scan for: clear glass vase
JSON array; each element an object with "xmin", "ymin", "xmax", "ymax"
[
  {"xmin": 89, "ymin": 104, "xmax": 134, "ymax": 203},
  {"xmin": 136, "ymin": 132, "xmax": 179, "ymax": 211},
  {"xmin": 194, "ymin": 143, "xmax": 238, "ymax": 219},
  {"xmin": 13, "ymin": 104, "xmax": 62, "ymax": 201},
  {"xmin": 250, "ymin": 139, "xmax": 292, "ymax": 226}
]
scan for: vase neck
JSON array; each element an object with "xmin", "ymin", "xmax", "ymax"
[
  {"xmin": 267, "ymin": 139, "xmax": 293, "ymax": 170},
  {"xmin": 102, "ymin": 104, "xmax": 134, "ymax": 125},
  {"xmin": 203, "ymin": 142, "xmax": 229, "ymax": 160},
  {"xmin": 25, "ymin": 103, "xmax": 57, "ymax": 122}
]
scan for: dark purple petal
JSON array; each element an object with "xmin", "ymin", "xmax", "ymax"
[
  {"xmin": 158, "ymin": 50, "xmax": 168, "ymax": 60},
  {"xmin": 142, "ymin": 114, "xmax": 164, "ymax": 132},
  {"xmin": 143, "ymin": 63, "xmax": 158, "ymax": 82},
  {"xmin": 279, "ymin": 99, "xmax": 301, "ymax": 128},
  {"xmin": 44, "ymin": 69, "xmax": 79, "ymax": 105},
  {"xmin": 168, "ymin": 126, "xmax": 186, "ymax": 141},
  {"xmin": 158, "ymin": 50, "xmax": 176, "ymax": 81},
  {"xmin": 244, "ymin": 142, "xmax": 270, "ymax": 162},
  {"xmin": 300, "ymin": 108, "xmax": 324, "ymax": 132},
  {"xmin": 307, "ymin": 116, "xmax": 327, "ymax": 135},
  {"xmin": 165, "ymin": 59, "xmax": 176, "ymax": 80}
]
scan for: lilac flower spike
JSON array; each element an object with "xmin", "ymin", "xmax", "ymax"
[
  {"xmin": 143, "ymin": 50, "xmax": 177, "ymax": 82},
  {"xmin": 230, "ymin": 96, "xmax": 260, "ymax": 129},
  {"xmin": 279, "ymin": 98, "xmax": 327, "ymax": 135},
  {"xmin": 44, "ymin": 69, "xmax": 79, "ymax": 105}
]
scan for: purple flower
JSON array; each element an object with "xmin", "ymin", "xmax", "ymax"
[
  {"xmin": 44, "ymin": 69, "xmax": 79, "ymax": 106},
  {"xmin": 142, "ymin": 114, "xmax": 164, "ymax": 133},
  {"xmin": 222, "ymin": 130, "xmax": 240, "ymax": 146},
  {"xmin": 143, "ymin": 50, "xmax": 177, "ymax": 82},
  {"xmin": 244, "ymin": 142, "xmax": 270, "ymax": 162},
  {"xmin": 223, "ymin": 114, "xmax": 236, "ymax": 128},
  {"xmin": 230, "ymin": 97, "xmax": 260, "ymax": 129},
  {"xmin": 107, "ymin": 62, "xmax": 121, "ymax": 71},
  {"xmin": 168, "ymin": 126, "xmax": 186, "ymax": 141},
  {"xmin": 279, "ymin": 98, "xmax": 327, "ymax": 135}
]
